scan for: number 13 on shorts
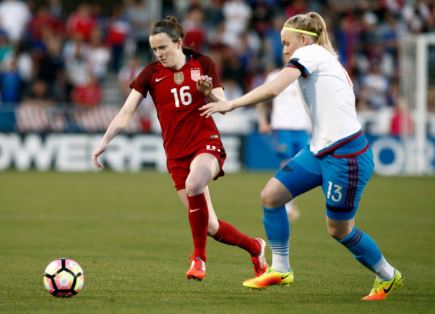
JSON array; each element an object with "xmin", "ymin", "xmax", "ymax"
[{"xmin": 327, "ymin": 180, "xmax": 343, "ymax": 202}]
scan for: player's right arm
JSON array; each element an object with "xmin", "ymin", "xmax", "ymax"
[{"xmin": 92, "ymin": 89, "xmax": 144, "ymax": 168}]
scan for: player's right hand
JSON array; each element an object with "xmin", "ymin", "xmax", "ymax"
[{"xmin": 92, "ymin": 145, "xmax": 106, "ymax": 169}]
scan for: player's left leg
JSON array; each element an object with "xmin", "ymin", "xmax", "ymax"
[
  {"xmin": 187, "ymin": 153, "xmax": 267, "ymax": 278},
  {"xmin": 321, "ymin": 147, "xmax": 403, "ymax": 300},
  {"xmin": 243, "ymin": 147, "xmax": 322, "ymax": 289},
  {"xmin": 326, "ymin": 218, "xmax": 403, "ymax": 300}
]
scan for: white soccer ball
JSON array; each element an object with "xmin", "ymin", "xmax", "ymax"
[{"xmin": 43, "ymin": 258, "xmax": 84, "ymax": 297}]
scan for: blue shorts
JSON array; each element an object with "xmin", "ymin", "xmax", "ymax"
[
  {"xmin": 275, "ymin": 134, "xmax": 374, "ymax": 220},
  {"xmin": 273, "ymin": 130, "xmax": 309, "ymax": 161}
]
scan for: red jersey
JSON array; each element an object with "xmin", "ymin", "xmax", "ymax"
[{"xmin": 130, "ymin": 49, "xmax": 223, "ymax": 159}]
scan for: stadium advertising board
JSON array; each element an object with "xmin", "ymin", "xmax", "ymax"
[
  {"xmin": 0, "ymin": 133, "xmax": 433, "ymax": 175},
  {"xmin": 244, "ymin": 133, "xmax": 435, "ymax": 175},
  {"xmin": 0, "ymin": 134, "xmax": 241, "ymax": 172}
]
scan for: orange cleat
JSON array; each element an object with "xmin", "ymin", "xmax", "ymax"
[
  {"xmin": 243, "ymin": 267, "xmax": 294, "ymax": 289},
  {"xmin": 362, "ymin": 270, "xmax": 403, "ymax": 301},
  {"xmin": 186, "ymin": 257, "xmax": 206, "ymax": 281}
]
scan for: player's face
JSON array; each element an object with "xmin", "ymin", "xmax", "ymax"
[
  {"xmin": 149, "ymin": 33, "xmax": 183, "ymax": 68},
  {"xmin": 280, "ymin": 29, "xmax": 305, "ymax": 58}
]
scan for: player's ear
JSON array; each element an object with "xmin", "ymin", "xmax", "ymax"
[
  {"xmin": 176, "ymin": 38, "xmax": 183, "ymax": 49},
  {"xmin": 302, "ymin": 34, "xmax": 313, "ymax": 45}
]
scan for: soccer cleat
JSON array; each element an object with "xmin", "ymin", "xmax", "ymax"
[
  {"xmin": 242, "ymin": 267, "xmax": 294, "ymax": 289},
  {"xmin": 362, "ymin": 270, "xmax": 403, "ymax": 301},
  {"xmin": 251, "ymin": 238, "xmax": 268, "ymax": 277},
  {"xmin": 186, "ymin": 256, "xmax": 206, "ymax": 281}
]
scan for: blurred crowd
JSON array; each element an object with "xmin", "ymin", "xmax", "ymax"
[{"xmin": 0, "ymin": 0, "xmax": 433, "ymax": 132}]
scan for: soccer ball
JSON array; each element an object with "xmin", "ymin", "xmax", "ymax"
[{"xmin": 43, "ymin": 258, "xmax": 84, "ymax": 297}]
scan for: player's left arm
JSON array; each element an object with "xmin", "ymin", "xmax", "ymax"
[{"xmin": 200, "ymin": 67, "xmax": 300, "ymax": 117}]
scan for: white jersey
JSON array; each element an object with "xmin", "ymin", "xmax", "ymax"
[
  {"xmin": 289, "ymin": 44, "xmax": 361, "ymax": 155},
  {"xmin": 265, "ymin": 70, "xmax": 311, "ymax": 131}
]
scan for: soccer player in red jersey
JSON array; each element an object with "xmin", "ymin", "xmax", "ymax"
[{"xmin": 92, "ymin": 16, "xmax": 267, "ymax": 281}]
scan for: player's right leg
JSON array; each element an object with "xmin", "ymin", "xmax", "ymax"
[{"xmin": 182, "ymin": 153, "xmax": 221, "ymax": 280}]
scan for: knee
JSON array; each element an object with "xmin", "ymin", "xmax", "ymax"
[
  {"xmin": 207, "ymin": 220, "xmax": 219, "ymax": 236},
  {"xmin": 260, "ymin": 187, "xmax": 281, "ymax": 208},
  {"xmin": 185, "ymin": 177, "xmax": 204, "ymax": 196},
  {"xmin": 326, "ymin": 223, "xmax": 354, "ymax": 240}
]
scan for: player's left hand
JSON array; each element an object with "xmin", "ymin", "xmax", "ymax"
[
  {"xmin": 199, "ymin": 100, "xmax": 234, "ymax": 117},
  {"xmin": 196, "ymin": 75, "xmax": 213, "ymax": 96}
]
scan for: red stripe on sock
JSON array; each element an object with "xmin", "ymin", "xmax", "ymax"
[
  {"xmin": 187, "ymin": 193, "xmax": 208, "ymax": 261},
  {"xmin": 212, "ymin": 220, "xmax": 260, "ymax": 256}
]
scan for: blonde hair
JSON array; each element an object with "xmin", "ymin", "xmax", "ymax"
[{"xmin": 284, "ymin": 12, "xmax": 337, "ymax": 57}]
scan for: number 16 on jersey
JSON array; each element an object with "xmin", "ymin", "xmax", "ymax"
[{"xmin": 171, "ymin": 86, "xmax": 192, "ymax": 107}]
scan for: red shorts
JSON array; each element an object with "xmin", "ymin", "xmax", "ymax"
[{"xmin": 166, "ymin": 143, "xmax": 226, "ymax": 191}]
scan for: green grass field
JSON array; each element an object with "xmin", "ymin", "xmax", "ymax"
[{"xmin": 0, "ymin": 171, "xmax": 434, "ymax": 313}]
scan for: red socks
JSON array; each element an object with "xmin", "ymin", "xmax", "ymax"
[
  {"xmin": 212, "ymin": 220, "xmax": 260, "ymax": 257},
  {"xmin": 187, "ymin": 194, "xmax": 260, "ymax": 261},
  {"xmin": 187, "ymin": 193, "xmax": 209, "ymax": 261}
]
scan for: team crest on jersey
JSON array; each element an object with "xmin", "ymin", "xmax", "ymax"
[
  {"xmin": 174, "ymin": 72, "xmax": 184, "ymax": 85},
  {"xmin": 191, "ymin": 68, "xmax": 201, "ymax": 81}
]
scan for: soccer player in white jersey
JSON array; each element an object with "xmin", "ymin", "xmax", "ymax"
[
  {"xmin": 256, "ymin": 53, "xmax": 311, "ymax": 221},
  {"xmin": 200, "ymin": 12, "xmax": 403, "ymax": 300}
]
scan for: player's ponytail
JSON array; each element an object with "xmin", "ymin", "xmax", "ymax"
[
  {"xmin": 284, "ymin": 12, "xmax": 337, "ymax": 57},
  {"xmin": 151, "ymin": 15, "xmax": 184, "ymax": 42}
]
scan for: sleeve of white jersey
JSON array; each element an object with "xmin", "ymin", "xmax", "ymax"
[{"xmin": 287, "ymin": 46, "xmax": 320, "ymax": 78}]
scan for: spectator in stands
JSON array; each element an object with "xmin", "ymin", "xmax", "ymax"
[
  {"xmin": 34, "ymin": 30, "xmax": 64, "ymax": 97},
  {"xmin": 403, "ymin": 1, "xmax": 433, "ymax": 33},
  {"xmin": 125, "ymin": 0, "xmax": 154, "ymax": 59},
  {"xmin": 30, "ymin": 4, "xmax": 64, "ymax": 42},
  {"xmin": 222, "ymin": 0, "xmax": 252, "ymax": 48},
  {"xmin": 107, "ymin": 5, "xmax": 130, "ymax": 73},
  {"xmin": 265, "ymin": 16, "xmax": 286, "ymax": 67},
  {"xmin": 390, "ymin": 98, "xmax": 414, "ymax": 137},
  {"xmin": 118, "ymin": 54, "xmax": 143, "ymax": 97},
  {"xmin": 0, "ymin": 0, "xmax": 31, "ymax": 44},
  {"xmin": 71, "ymin": 74, "xmax": 102, "ymax": 107},
  {"xmin": 182, "ymin": 4, "xmax": 206, "ymax": 52},
  {"xmin": 87, "ymin": 28, "xmax": 110, "ymax": 83},
  {"xmin": 64, "ymin": 34, "xmax": 91, "ymax": 88},
  {"xmin": 203, "ymin": 0, "xmax": 224, "ymax": 34},
  {"xmin": 13, "ymin": 42, "xmax": 32, "ymax": 94},
  {"xmin": 0, "ymin": 57, "xmax": 21, "ymax": 104},
  {"xmin": 47, "ymin": 0, "xmax": 62, "ymax": 20},
  {"xmin": 0, "ymin": 30, "xmax": 12, "ymax": 65},
  {"xmin": 359, "ymin": 62, "xmax": 389, "ymax": 110},
  {"xmin": 66, "ymin": 3, "xmax": 96, "ymax": 43}
]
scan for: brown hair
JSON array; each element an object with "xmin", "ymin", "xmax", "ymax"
[
  {"xmin": 284, "ymin": 12, "xmax": 337, "ymax": 57},
  {"xmin": 151, "ymin": 16, "xmax": 184, "ymax": 42}
]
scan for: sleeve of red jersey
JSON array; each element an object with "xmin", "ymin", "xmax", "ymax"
[
  {"xmin": 129, "ymin": 65, "xmax": 152, "ymax": 97},
  {"xmin": 198, "ymin": 55, "xmax": 222, "ymax": 89}
]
